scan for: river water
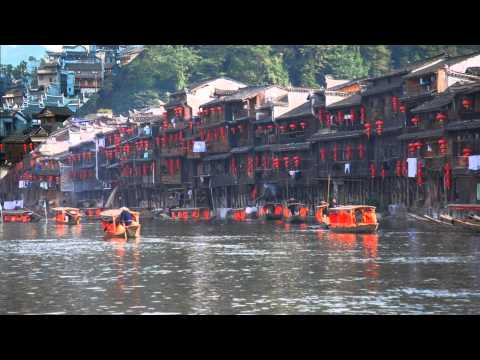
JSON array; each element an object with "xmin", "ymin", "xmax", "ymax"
[{"xmin": 0, "ymin": 218, "xmax": 480, "ymax": 314}]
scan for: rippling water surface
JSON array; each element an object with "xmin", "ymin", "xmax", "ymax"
[{"xmin": 1, "ymin": 219, "xmax": 480, "ymax": 314}]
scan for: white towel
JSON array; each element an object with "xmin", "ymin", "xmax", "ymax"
[
  {"xmin": 3, "ymin": 201, "xmax": 16, "ymax": 210},
  {"xmin": 407, "ymin": 158, "xmax": 417, "ymax": 178},
  {"xmin": 193, "ymin": 141, "xmax": 206, "ymax": 153},
  {"xmin": 468, "ymin": 155, "xmax": 480, "ymax": 171}
]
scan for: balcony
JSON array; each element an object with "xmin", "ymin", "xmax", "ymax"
[
  {"xmin": 160, "ymin": 146, "xmax": 185, "ymax": 157},
  {"xmin": 122, "ymin": 175, "xmax": 154, "ymax": 186},
  {"xmin": 207, "ymin": 141, "xmax": 230, "ymax": 154},
  {"xmin": 161, "ymin": 173, "xmax": 182, "ymax": 184},
  {"xmin": 278, "ymin": 131, "xmax": 307, "ymax": 144}
]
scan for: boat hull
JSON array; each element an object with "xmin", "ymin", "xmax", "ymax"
[
  {"xmin": 104, "ymin": 223, "xmax": 141, "ymax": 238},
  {"xmin": 330, "ymin": 223, "xmax": 379, "ymax": 233},
  {"xmin": 285, "ymin": 215, "xmax": 308, "ymax": 224}
]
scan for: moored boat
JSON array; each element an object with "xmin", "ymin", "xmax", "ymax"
[
  {"xmin": 283, "ymin": 202, "xmax": 309, "ymax": 223},
  {"xmin": 328, "ymin": 205, "xmax": 379, "ymax": 233},
  {"xmin": 315, "ymin": 202, "xmax": 330, "ymax": 227},
  {"xmin": 439, "ymin": 204, "xmax": 480, "ymax": 232},
  {"xmin": 258, "ymin": 203, "xmax": 284, "ymax": 220},
  {"xmin": 170, "ymin": 207, "xmax": 212, "ymax": 221},
  {"xmin": 52, "ymin": 207, "xmax": 81, "ymax": 225},
  {"xmin": 2, "ymin": 209, "xmax": 41, "ymax": 223},
  {"xmin": 100, "ymin": 208, "xmax": 141, "ymax": 238}
]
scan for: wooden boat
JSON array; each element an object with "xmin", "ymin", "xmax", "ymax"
[
  {"xmin": 52, "ymin": 207, "xmax": 81, "ymax": 225},
  {"xmin": 170, "ymin": 207, "xmax": 212, "ymax": 221},
  {"xmin": 100, "ymin": 209, "xmax": 141, "ymax": 238},
  {"xmin": 315, "ymin": 202, "xmax": 330, "ymax": 227},
  {"xmin": 328, "ymin": 205, "xmax": 379, "ymax": 233},
  {"xmin": 258, "ymin": 203, "xmax": 284, "ymax": 220},
  {"xmin": 439, "ymin": 204, "xmax": 480, "ymax": 232},
  {"xmin": 283, "ymin": 202, "xmax": 309, "ymax": 223},
  {"xmin": 2, "ymin": 209, "xmax": 41, "ymax": 223}
]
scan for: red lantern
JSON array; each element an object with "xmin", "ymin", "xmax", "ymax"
[
  {"xmin": 350, "ymin": 109, "xmax": 356, "ymax": 123},
  {"xmin": 436, "ymin": 113, "xmax": 446, "ymax": 125},
  {"xmin": 23, "ymin": 144, "xmax": 27, "ymax": 153},
  {"xmin": 411, "ymin": 115, "xmax": 420, "ymax": 126},
  {"xmin": 289, "ymin": 123, "xmax": 297, "ymax": 131},
  {"xmin": 230, "ymin": 158, "xmax": 237, "ymax": 176},
  {"xmin": 408, "ymin": 143, "xmax": 416, "ymax": 155},
  {"xmin": 337, "ymin": 111, "xmax": 344, "ymax": 125},
  {"xmin": 360, "ymin": 106, "xmax": 366, "ymax": 123},
  {"xmin": 381, "ymin": 165, "xmax": 386, "ymax": 179},
  {"xmin": 399, "ymin": 104, "xmax": 406, "ymax": 113},
  {"xmin": 414, "ymin": 141, "xmax": 423, "ymax": 151},
  {"xmin": 396, "ymin": 160, "xmax": 402, "ymax": 177},
  {"xmin": 300, "ymin": 121, "xmax": 307, "ymax": 130},
  {"xmin": 463, "ymin": 147, "xmax": 473, "ymax": 157},
  {"xmin": 345, "ymin": 144, "xmax": 352, "ymax": 161},
  {"xmin": 462, "ymin": 98, "xmax": 473, "ymax": 109},
  {"xmin": 272, "ymin": 156, "xmax": 280, "ymax": 169},
  {"xmin": 318, "ymin": 108, "xmax": 325, "ymax": 126},
  {"xmin": 391, "ymin": 96, "xmax": 399, "ymax": 113},
  {"xmin": 417, "ymin": 161, "xmax": 424, "ymax": 186},
  {"xmin": 326, "ymin": 112, "xmax": 331, "ymax": 127},
  {"xmin": 247, "ymin": 156, "xmax": 254, "ymax": 177},
  {"xmin": 375, "ymin": 120, "xmax": 384, "ymax": 136},
  {"xmin": 364, "ymin": 123, "xmax": 372, "ymax": 139},
  {"xmin": 263, "ymin": 155, "xmax": 269, "ymax": 169},
  {"xmin": 293, "ymin": 155, "xmax": 301, "ymax": 168},
  {"xmin": 444, "ymin": 162, "xmax": 452, "ymax": 190},
  {"xmin": 320, "ymin": 147, "xmax": 326, "ymax": 161},
  {"xmin": 370, "ymin": 163, "xmax": 376, "ymax": 178},
  {"xmin": 402, "ymin": 160, "xmax": 408, "ymax": 177},
  {"xmin": 438, "ymin": 138, "xmax": 448, "ymax": 156},
  {"xmin": 279, "ymin": 125, "xmax": 286, "ymax": 133},
  {"xmin": 283, "ymin": 156, "xmax": 289, "ymax": 169},
  {"xmin": 358, "ymin": 144, "xmax": 365, "ymax": 159}
]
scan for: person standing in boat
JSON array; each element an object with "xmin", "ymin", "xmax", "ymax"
[{"xmin": 119, "ymin": 207, "xmax": 133, "ymax": 226}]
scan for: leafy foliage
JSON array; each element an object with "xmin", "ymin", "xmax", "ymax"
[{"xmin": 81, "ymin": 45, "xmax": 480, "ymax": 115}]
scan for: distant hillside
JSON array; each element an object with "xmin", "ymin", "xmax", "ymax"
[
  {"xmin": 1, "ymin": 45, "xmax": 47, "ymax": 65},
  {"xmin": 78, "ymin": 45, "xmax": 480, "ymax": 116}
]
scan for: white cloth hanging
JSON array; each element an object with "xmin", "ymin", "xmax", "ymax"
[
  {"xmin": 193, "ymin": 141, "xmax": 206, "ymax": 153},
  {"xmin": 345, "ymin": 163, "xmax": 351, "ymax": 174},
  {"xmin": 468, "ymin": 155, "xmax": 480, "ymax": 171},
  {"xmin": 407, "ymin": 158, "xmax": 417, "ymax": 178}
]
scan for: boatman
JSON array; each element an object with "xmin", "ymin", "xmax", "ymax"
[{"xmin": 119, "ymin": 207, "xmax": 133, "ymax": 226}]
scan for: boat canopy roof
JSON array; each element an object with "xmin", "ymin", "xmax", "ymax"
[
  {"xmin": 3, "ymin": 210, "xmax": 32, "ymax": 214},
  {"xmin": 329, "ymin": 205, "xmax": 376, "ymax": 212}
]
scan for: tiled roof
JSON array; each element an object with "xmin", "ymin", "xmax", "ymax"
[
  {"xmin": 274, "ymin": 142, "xmax": 311, "ymax": 152},
  {"xmin": 276, "ymin": 102, "xmax": 313, "ymax": 120},
  {"xmin": 446, "ymin": 119, "xmax": 480, "ymax": 131},
  {"xmin": 327, "ymin": 94, "xmax": 362, "ymax": 110},
  {"xmin": 203, "ymin": 153, "xmax": 231, "ymax": 161},
  {"xmin": 230, "ymin": 146, "xmax": 253, "ymax": 154},
  {"xmin": 397, "ymin": 128, "xmax": 444, "ymax": 141},
  {"xmin": 202, "ymin": 86, "xmax": 271, "ymax": 107},
  {"xmin": 361, "ymin": 78, "xmax": 404, "ymax": 97},
  {"xmin": 37, "ymin": 106, "xmax": 74, "ymax": 117},
  {"xmin": 310, "ymin": 129, "xmax": 364, "ymax": 142}
]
